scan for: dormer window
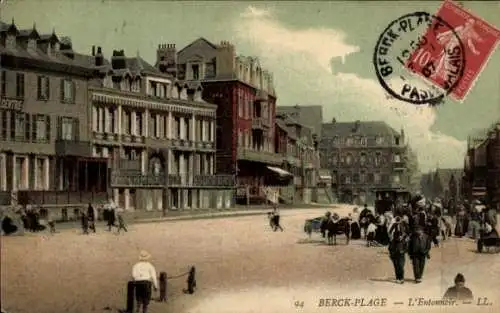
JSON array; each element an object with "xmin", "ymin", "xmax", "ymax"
[
  {"xmin": 191, "ymin": 64, "xmax": 199, "ymax": 80},
  {"xmin": 395, "ymin": 136, "xmax": 400, "ymax": 145}
]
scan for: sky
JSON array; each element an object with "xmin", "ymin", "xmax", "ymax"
[{"xmin": 1, "ymin": 0, "xmax": 499, "ymax": 172}]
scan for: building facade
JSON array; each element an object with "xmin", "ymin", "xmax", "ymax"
[
  {"xmin": 158, "ymin": 38, "xmax": 295, "ymax": 204},
  {"xmin": 319, "ymin": 119, "xmax": 417, "ymax": 205},
  {"xmin": 462, "ymin": 123, "xmax": 500, "ymax": 209},
  {"xmin": 0, "ymin": 21, "xmax": 107, "ymax": 208}
]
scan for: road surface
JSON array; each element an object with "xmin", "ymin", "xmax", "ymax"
[{"xmin": 1, "ymin": 205, "xmax": 499, "ymax": 313}]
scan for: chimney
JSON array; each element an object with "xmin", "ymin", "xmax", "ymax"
[
  {"xmin": 95, "ymin": 46, "xmax": 103, "ymax": 66},
  {"xmin": 111, "ymin": 49, "xmax": 126, "ymax": 69},
  {"xmin": 92, "ymin": 45, "xmax": 96, "ymax": 56},
  {"xmin": 331, "ymin": 117, "xmax": 336, "ymax": 124}
]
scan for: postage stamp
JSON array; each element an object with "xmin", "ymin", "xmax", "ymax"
[
  {"xmin": 405, "ymin": 0, "xmax": 500, "ymax": 102},
  {"xmin": 373, "ymin": 11, "xmax": 466, "ymax": 106}
]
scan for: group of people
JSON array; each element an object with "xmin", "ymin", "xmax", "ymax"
[{"xmin": 80, "ymin": 201, "xmax": 128, "ymax": 235}]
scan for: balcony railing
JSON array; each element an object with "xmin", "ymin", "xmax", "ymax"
[
  {"xmin": 237, "ymin": 147, "xmax": 284, "ymax": 165},
  {"xmin": 252, "ymin": 117, "xmax": 269, "ymax": 129},
  {"xmin": 193, "ymin": 175, "xmax": 235, "ymax": 187},
  {"xmin": 110, "ymin": 173, "xmax": 165, "ymax": 187},
  {"xmin": 55, "ymin": 140, "xmax": 93, "ymax": 157}
]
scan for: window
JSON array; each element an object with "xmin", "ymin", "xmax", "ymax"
[
  {"xmin": 1, "ymin": 71, "xmax": 6, "ymax": 96},
  {"xmin": 34, "ymin": 115, "xmax": 50, "ymax": 142},
  {"xmin": 131, "ymin": 78, "xmax": 141, "ymax": 92},
  {"xmin": 333, "ymin": 136, "xmax": 339, "ymax": 145},
  {"xmin": 149, "ymin": 81, "xmax": 157, "ymax": 96},
  {"xmin": 345, "ymin": 175, "xmax": 351, "ymax": 184},
  {"xmin": 360, "ymin": 171, "xmax": 366, "ymax": 183},
  {"xmin": 1, "ymin": 110, "xmax": 8, "ymax": 140},
  {"xmin": 375, "ymin": 153, "xmax": 382, "ymax": 166},
  {"xmin": 191, "ymin": 64, "xmax": 199, "ymax": 80},
  {"xmin": 393, "ymin": 154, "xmax": 401, "ymax": 162},
  {"xmin": 238, "ymin": 91, "xmax": 243, "ymax": 117},
  {"xmin": 360, "ymin": 153, "xmax": 367, "ymax": 165},
  {"xmin": 150, "ymin": 112, "xmax": 158, "ymax": 138},
  {"xmin": 123, "ymin": 110, "xmax": 131, "ymax": 135},
  {"xmin": 16, "ymin": 73, "xmax": 25, "ymax": 98},
  {"xmin": 61, "ymin": 79, "xmax": 75, "ymax": 103},
  {"xmin": 360, "ymin": 137, "xmax": 367, "ymax": 145},
  {"xmin": 374, "ymin": 173, "xmax": 381, "ymax": 183},
  {"xmin": 353, "ymin": 173, "xmax": 360, "ymax": 184},
  {"xmin": 395, "ymin": 136, "xmax": 400, "ymax": 145},
  {"xmin": 393, "ymin": 174, "xmax": 401, "ymax": 183},
  {"xmin": 345, "ymin": 153, "xmax": 353, "ymax": 165},
  {"xmin": 108, "ymin": 107, "xmax": 115, "ymax": 133},
  {"xmin": 136, "ymin": 113, "xmax": 143, "ymax": 136},
  {"xmin": 61, "ymin": 117, "xmax": 74, "ymax": 140},
  {"xmin": 37, "ymin": 76, "xmax": 50, "ymax": 100},
  {"xmin": 10, "ymin": 112, "xmax": 26, "ymax": 141},
  {"xmin": 376, "ymin": 136, "xmax": 384, "ymax": 145},
  {"xmin": 346, "ymin": 137, "xmax": 353, "ymax": 146},
  {"xmin": 103, "ymin": 75, "xmax": 113, "ymax": 88},
  {"xmin": 35, "ymin": 158, "xmax": 44, "ymax": 189}
]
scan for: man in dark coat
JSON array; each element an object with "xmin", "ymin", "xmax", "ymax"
[
  {"xmin": 426, "ymin": 212, "xmax": 440, "ymax": 247},
  {"xmin": 87, "ymin": 203, "xmax": 96, "ymax": 233},
  {"xmin": 408, "ymin": 225, "xmax": 431, "ymax": 283},
  {"xmin": 388, "ymin": 219, "xmax": 408, "ymax": 284},
  {"xmin": 443, "ymin": 273, "xmax": 473, "ymax": 300}
]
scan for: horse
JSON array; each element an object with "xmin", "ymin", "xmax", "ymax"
[{"xmin": 320, "ymin": 217, "xmax": 351, "ymax": 245}]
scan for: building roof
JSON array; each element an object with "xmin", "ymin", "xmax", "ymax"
[
  {"xmin": 277, "ymin": 105, "xmax": 323, "ymax": 137},
  {"xmin": 321, "ymin": 121, "xmax": 400, "ymax": 138},
  {"xmin": 434, "ymin": 168, "xmax": 463, "ymax": 188}
]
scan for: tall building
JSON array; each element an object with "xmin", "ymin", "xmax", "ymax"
[
  {"xmin": 462, "ymin": 123, "xmax": 500, "ymax": 209},
  {"xmin": 0, "ymin": 20, "xmax": 234, "ymax": 212},
  {"xmin": 319, "ymin": 119, "xmax": 417, "ymax": 205},
  {"xmin": 0, "ymin": 21, "xmax": 107, "ymax": 207},
  {"xmin": 157, "ymin": 38, "xmax": 293, "ymax": 204},
  {"xmin": 420, "ymin": 168, "xmax": 462, "ymax": 201}
]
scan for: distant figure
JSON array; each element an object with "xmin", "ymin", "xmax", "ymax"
[
  {"xmin": 271, "ymin": 205, "xmax": 283, "ymax": 232},
  {"xmin": 116, "ymin": 209, "xmax": 128, "ymax": 233},
  {"xmin": 443, "ymin": 273, "xmax": 473, "ymax": 300},
  {"xmin": 132, "ymin": 251, "xmax": 158, "ymax": 313},
  {"xmin": 408, "ymin": 225, "xmax": 431, "ymax": 283},
  {"xmin": 107, "ymin": 202, "xmax": 117, "ymax": 231},
  {"xmin": 183, "ymin": 266, "xmax": 197, "ymax": 294},
  {"xmin": 158, "ymin": 272, "xmax": 167, "ymax": 302},
  {"xmin": 366, "ymin": 221, "xmax": 377, "ymax": 247},
  {"xmin": 81, "ymin": 212, "xmax": 89, "ymax": 235},
  {"xmin": 47, "ymin": 210, "xmax": 56, "ymax": 234},
  {"xmin": 87, "ymin": 203, "xmax": 96, "ymax": 233}
]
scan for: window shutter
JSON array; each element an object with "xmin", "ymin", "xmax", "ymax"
[
  {"xmin": 37, "ymin": 76, "xmax": 41, "ymax": 99},
  {"xmin": 57, "ymin": 116, "xmax": 62, "ymax": 139},
  {"xmin": 45, "ymin": 77, "xmax": 50, "ymax": 100},
  {"xmin": 32, "ymin": 114, "xmax": 37, "ymax": 141},
  {"xmin": 25, "ymin": 113, "xmax": 31, "ymax": 141},
  {"xmin": 72, "ymin": 81, "xmax": 76, "ymax": 103},
  {"xmin": 46, "ymin": 115, "xmax": 51, "ymax": 141},
  {"xmin": 60, "ymin": 79, "xmax": 64, "ymax": 101},
  {"xmin": 73, "ymin": 118, "xmax": 79, "ymax": 140}
]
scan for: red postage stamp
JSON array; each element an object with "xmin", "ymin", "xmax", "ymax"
[{"xmin": 405, "ymin": 0, "xmax": 500, "ymax": 101}]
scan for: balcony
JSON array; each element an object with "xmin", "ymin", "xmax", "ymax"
[
  {"xmin": 193, "ymin": 175, "xmax": 235, "ymax": 188},
  {"xmin": 237, "ymin": 147, "xmax": 284, "ymax": 165},
  {"xmin": 252, "ymin": 117, "xmax": 270, "ymax": 130},
  {"xmin": 110, "ymin": 173, "xmax": 165, "ymax": 187},
  {"xmin": 55, "ymin": 140, "xmax": 93, "ymax": 157}
]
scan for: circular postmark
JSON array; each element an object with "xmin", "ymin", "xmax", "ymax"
[{"xmin": 373, "ymin": 12, "xmax": 466, "ymax": 105}]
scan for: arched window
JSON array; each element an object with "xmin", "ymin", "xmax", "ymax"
[
  {"xmin": 360, "ymin": 136, "xmax": 367, "ymax": 145},
  {"xmin": 149, "ymin": 156, "xmax": 163, "ymax": 176},
  {"xmin": 345, "ymin": 153, "xmax": 353, "ymax": 165},
  {"xmin": 360, "ymin": 152, "xmax": 367, "ymax": 165}
]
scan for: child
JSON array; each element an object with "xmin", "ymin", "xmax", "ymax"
[{"xmin": 366, "ymin": 221, "xmax": 377, "ymax": 247}]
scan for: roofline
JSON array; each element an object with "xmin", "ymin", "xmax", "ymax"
[{"xmin": 177, "ymin": 37, "xmax": 217, "ymax": 55}]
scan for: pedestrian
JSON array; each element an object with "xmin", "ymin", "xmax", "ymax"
[
  {"xmin": 87, "ymin": 203, "xmax": 96, "ymax": 233},
  {"xmin": 107, "ymin": 202, "xmax": 116, "ymax": 231},
  {"xmin": 183, "ymin": 266, "xmax": 197, "ymax": 294},
  {"xmin": 408, "ymin": 225, "xmax": 431, "ymax": 283},
  {"xmin": 81, "ymin": 212, "xmax": 89, "ymax": 235},
  {"xmin": 272, "ymin": 205, "xmax": 283, "ymax": 232},
  {"xmin": 47, "ymin": 210, "xmax": 56, "ymax": 234},
  {"xmin": 388, "ymin": 220, "xmax": 408, "ymax": 284},
  {"xmin": 455, "ymin": 206, "xmax": 469, "ymax": 237},
  {"xmin": 366, "ymin": 221, "xmax": 377, "ymax": 247},
  {"xmin": 469, "ymin": 201, "xmax": 482, "ymax": 239},
  {"xmin": 158, "ymin": 272, "xmax": 167, "ymax": 302},
  {"xmin": 443, "ymin": 273, "xmax": 473, "ymax": 300},
  {"xmin": 116, "ymin": 209, "xmax": 128, "ymax": 233},
  {"xmin": 132, "ymin": 250, "xmax": 158, "ymax": 313},
  {"xmin": 427, "ymin": 212, "xmax": 440, "ymax": 247}
]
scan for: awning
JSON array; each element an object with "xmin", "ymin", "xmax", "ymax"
[{"xmin": 267, "ymin": 166, "xmax": 292, "ymax": 177}]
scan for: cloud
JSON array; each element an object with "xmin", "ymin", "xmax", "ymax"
[{"xmin": 233, "ymin": 6, "xmax": 467, "ymax": 172}]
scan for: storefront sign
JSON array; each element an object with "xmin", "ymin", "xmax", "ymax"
[{"xmin": 0, "ymin": 97, "xmax": 24, "ymax": 111}]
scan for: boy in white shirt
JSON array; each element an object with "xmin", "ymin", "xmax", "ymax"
[{"xmin": 132, "ymin": 251, "xmax": 158, "ymax": 313}]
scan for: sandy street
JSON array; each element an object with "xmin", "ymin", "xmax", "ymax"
[{"xmin": 1, "ymin": 205, "xmax": 499, "ymax": 313}]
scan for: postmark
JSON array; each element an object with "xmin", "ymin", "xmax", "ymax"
[
  {"xmin": 373, "ymin": 11, "xmax": 466, "ymax": 105},
  {"xmin": 405, "ymin": 0, "xmax": 500, "ymax": 102}
]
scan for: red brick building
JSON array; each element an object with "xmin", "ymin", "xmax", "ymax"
[{"xmin": 157, "ymin": 38, "xmax": 292, "ymax": 204}]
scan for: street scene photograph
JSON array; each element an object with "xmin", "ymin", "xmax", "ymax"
[{"xmin": 0, "ymin": 1, "xmax": 499, "ymax": 313}]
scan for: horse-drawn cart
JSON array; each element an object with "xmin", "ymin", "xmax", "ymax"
[{"xmin": 373, "ymin": 188, "xmax": 411, "ymax": 215}]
